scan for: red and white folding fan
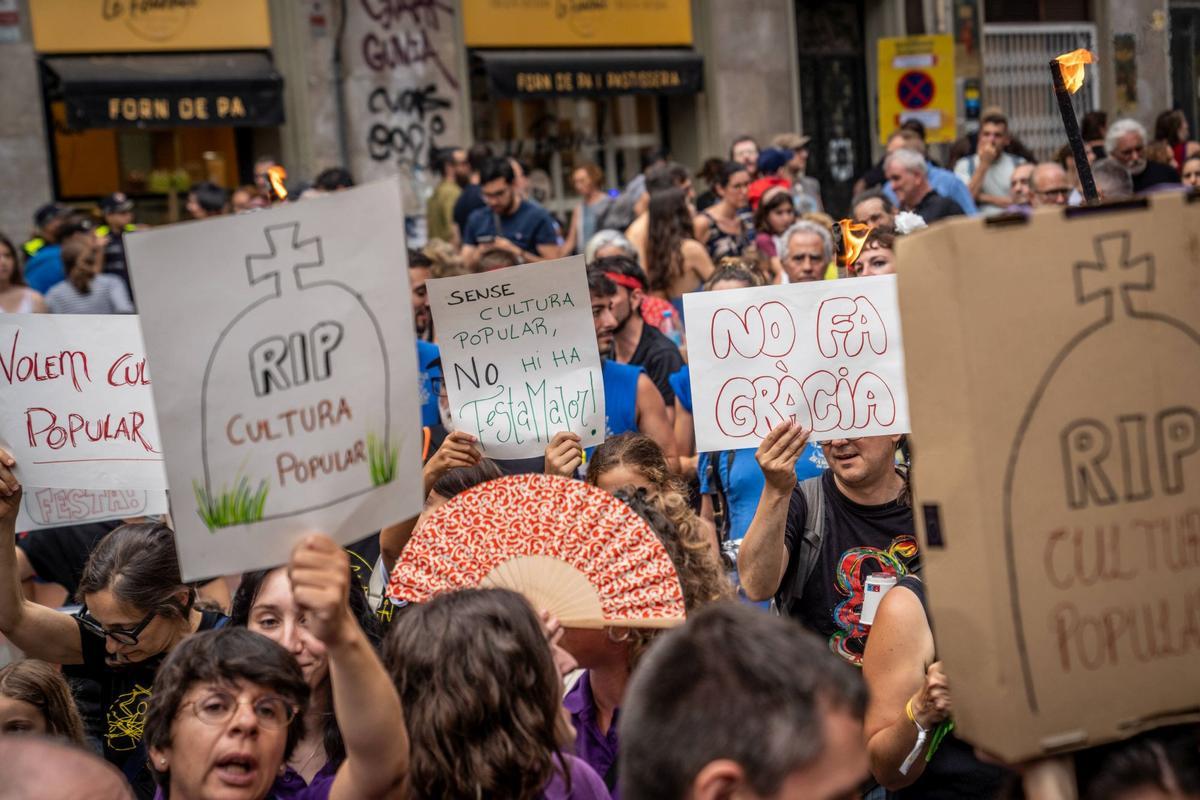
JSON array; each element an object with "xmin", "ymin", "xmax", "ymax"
[{"xmin": 387, "ymin": 474, "xmax": 686, "ymax": 628}]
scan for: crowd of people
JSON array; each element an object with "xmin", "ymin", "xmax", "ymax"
[{"xmin": 1, "ymin": 101, "xmax": 1199, "ymax": 800}]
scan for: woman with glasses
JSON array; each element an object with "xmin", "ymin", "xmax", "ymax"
[
  {"xmin": 145, "ymin": 536, "xmax": 406, "ymax": 800},
  {"xmin": 692, "ymin": 162, "xmax": 755, "ymax": 262},
  {"xmin": 0, "ymin": 452, "xmax": 226, "ymax": 797}
]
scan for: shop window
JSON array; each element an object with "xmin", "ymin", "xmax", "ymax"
[
  {"xmin": 470, "ymin": 71, "xmax": 663, "ymax": 222},
  {"xmin": 50, "ymin": 101, "xmax": 241, "ymax": 221}
]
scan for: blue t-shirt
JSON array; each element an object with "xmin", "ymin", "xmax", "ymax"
[
  {"xmin": 698, "ymin": 443, "xmax": 827, "ymax": 543},
  {"xmin": 600, "ymin": 358, "xmax": 641, "ymax": 439},
  {"xmin": 24, "ymin": 244, "xmax": 65, "ymax": 294},
  {"xmin": 884, "ymin": 163, "xmax": 979, "ymax": 216},
  {"xmin": 668, "ymin": 365, "xmax": 693, "ymax": 415},
  {"xmin": 463, "ymin": 199, "xmax": 559, "ymax": 256},
  {"xmin": 416, "ymin": 340, "xmax": 441, "ymax": 427}
]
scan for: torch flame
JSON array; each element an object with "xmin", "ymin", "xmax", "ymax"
[
  {"xmin": 267, "ymin": 165, "xmax": 288, "ymax": 201},
  {"xmin": 1055, "ymin": 49, "xmax": 1095, "ymax": 95},
  {"xmin": 837, "ymin": 220, "xmax": 872, "ymax": 271}
]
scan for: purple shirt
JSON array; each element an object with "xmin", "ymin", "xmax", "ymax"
[
  {"xmin": 543, "ymin": 753, "xmax": 612, "ymax": 800},
  {"xmin": 153, "ymin": 761, "xmax": 335, "ymax": 800},
  {"xmin": 563, "ymin": 671, "xmax": 618, "ymax": 797}
]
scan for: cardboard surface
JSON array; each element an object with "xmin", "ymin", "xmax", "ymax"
[{"xmin": 897, "ymin": 192, "xmax": 1200, "ymax": 763}]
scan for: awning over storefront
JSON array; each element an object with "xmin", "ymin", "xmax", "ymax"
[
  {"xmin": 478, "ymin": 49, "xmax": 703, "ymax": 99},
  {"xmin": 43, "ymin": 52, "xmax": 284, "ymax": 129}
]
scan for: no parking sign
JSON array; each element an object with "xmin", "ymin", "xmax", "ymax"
[{"xmin": 878, "ymin": 34, "xmax": 957, "ymax": 144}]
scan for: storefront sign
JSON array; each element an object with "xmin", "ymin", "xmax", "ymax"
[
  {"xmin": 481, "ymin": 50, "xmax": 703, "ymax": 98},
  {"xmin": 31, "ymin": 0, "xmax": 271, "ymax": 53},
  {"xmin": 877, "ymin": 34, "xmax": 957, "ymax": 144},
  {"xmin": 46, "ymin": 53, "xmax": 285, "ymax": 130},
  {"xmin": 65, "ymin": 91, "xmax": 279, "ymax": 128},
  {"xmin": 463, "ymin": 0, "xmax": 692, "ymax": 47}
]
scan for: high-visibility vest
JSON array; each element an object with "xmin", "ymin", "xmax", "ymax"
[{"xmin": 96, "ymin": 223, "xmax": 138, "ymax": 238}]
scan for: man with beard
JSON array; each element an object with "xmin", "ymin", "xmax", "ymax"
[
  {"xmin": 409, "ymin": 248, "xmax": 434, "ymax": 342},
  {"xmin": 738, "ymin": 423, "xmax": 917, "ymax": 667},
  {"xmin": 1107, "ymin": 118, "xmax": 1181, "ymax": 192},
  {"xmin": 588, "ymin": 256, "xmax": 684, "ymax": 422},
  {"xmin": 426, "ymin": 146, "xmax": 469, "ymax": 245},
  {"xmin": 587, "ymin": 269, "xmax": 678, "ymax": 468},
  {"xmin": 461, "ymin": 158, "xmax": 560, "ymax": 269}
]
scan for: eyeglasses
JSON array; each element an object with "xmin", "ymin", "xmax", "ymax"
[
  {"xmin": 75, "ymin": 605, "xmax": 156, "ymax": 646},
  {"xmin": 182, "ymin": 691, "xmax": 297, "ymax": 730}
]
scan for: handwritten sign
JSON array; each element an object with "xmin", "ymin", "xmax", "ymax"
[
  {"xmin": 17, "ymin": 487, "xmax": 169, "ymax": 532},
  {"xmin": 899, "ymin": 195, "xmax": 1200, "ymax": 762},
  {"xmin": 0, "ymin": 315, "xmax": 166, "ymax": 490},
  {"xmin": 125, "ymin": 179, "xmax": 424, "ymax": 580},
  {"xmin": 427, "ymin": 256, "xmax": 605, "ymax": 459},
  {"xmin": 683, "ymin": 275, "xmax": 911, "ymax": 451}
]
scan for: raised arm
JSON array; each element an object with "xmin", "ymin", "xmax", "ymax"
[
  {"xmin": 290, "ymin": 535, "xmax": 408, "ymax": 800},
  {"xmin": 380, "ymin": 431, "xmax": 481, "ymax": 571},
  {"xmin": 736, "ymin": 422, "xmax": 809, "ymax": 601},
  {"xmin": 634, "ymin": 373, "xmax": 679, "ymax": 473},
  {"xmin": 0, "ymin": 452, "xmax": 84, "ymax": 664}
]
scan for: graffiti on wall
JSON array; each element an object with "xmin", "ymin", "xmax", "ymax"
[{"xmin": 347, "ymin": 0, "xmax": 463, "ymax": 210}]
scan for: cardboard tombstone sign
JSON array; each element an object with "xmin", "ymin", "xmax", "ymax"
[
  {"xmin": 199, "ymin": 224, "xmax": 391, "ymax": 519},
  {"xmin": 125, "ymin": 180, "xmax": 424, "ymax": 581},
  {"xmin": 897, "ymin": 192, "xmax": 1200, "ymax": 764}
]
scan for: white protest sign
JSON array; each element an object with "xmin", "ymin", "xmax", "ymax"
[
  {"xmin": 427, "ymin": 256, "xmax": 605, "ymax": 459},
  {"xmin": 17, "ymin": 487, "xmax": 169, "ymax": 532},
  {"xmin": 0, "ymin": 315, "xmax": 167, "ymax": 490},
  {"xmin": 683, "ymin": 275, "xmax": 910, "ymax": 451},
  {"xmin": 125, "ymin": 179, "xmax": 425, "ymax": 580}
]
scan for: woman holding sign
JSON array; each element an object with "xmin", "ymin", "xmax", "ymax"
[{"xmin": 0, "ymin": 450, "xmax": 225, "ymax": 797}]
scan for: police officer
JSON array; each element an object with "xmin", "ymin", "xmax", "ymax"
[{"xmin": 96, "ymin": 192, "xmax": 139, "ymax": 302}]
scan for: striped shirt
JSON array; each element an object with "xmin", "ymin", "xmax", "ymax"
[{"xmin": 45, "ymin": 274, "xmax": 134, "ymax": 314}]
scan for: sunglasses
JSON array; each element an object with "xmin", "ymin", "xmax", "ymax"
[{"xmin": 75, "ymin": 605, "xmax": 157, "ymax": 646}]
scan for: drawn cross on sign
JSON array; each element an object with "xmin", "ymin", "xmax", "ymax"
[{"xmin": 898, "ymin": 70, "xmax": 935, "ymax": 110}]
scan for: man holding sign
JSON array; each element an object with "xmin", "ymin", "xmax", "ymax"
[{"xmin": 683, "ymin": 275, "xmax": 915, "ymax": 665}]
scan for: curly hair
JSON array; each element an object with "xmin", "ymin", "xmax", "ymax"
[
  {"xmin": 586, "ymin": 434, "xmax": 735, "ymax": 668},
  {"xmin": 645, "ymin": 186, "xmax": 694, "ymax": 293},
  {"xmin": 383, "ymin": 588, "xmax": 573, "ymax": 800},
  {"xmin": 0, "ymin": 660, "xmax": 86, "ymax": 745},
  {"xmin": 144, "ymin": 628, "xmax": 310, "ymax": 792}
]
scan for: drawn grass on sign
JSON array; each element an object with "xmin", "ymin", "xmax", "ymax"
[
  {"xmin": 368, "ymin": 433, "xmax": 397, "ymax": 486},
  {"xmin": 193, "ymin": 476, "xmax": 270, "ymax": 531}
]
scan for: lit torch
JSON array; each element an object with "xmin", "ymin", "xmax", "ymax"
[
  {"xmin": 267, "ymin": 165, "xmax": 289, "ymax": 202},
  {"xmin": 1050, "ymin": 49, "xmax": 1098, "ymax": 204},
  {"xmin": 835, "ymin": 219, "xmax": 871, "ymax": 275}
]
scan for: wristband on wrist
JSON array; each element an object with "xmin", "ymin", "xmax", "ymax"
[{"xmin": 900, "ymin": 697, "xmax": 929, "ymax": 775}]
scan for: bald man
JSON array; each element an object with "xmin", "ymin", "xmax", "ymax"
[
  {"xmin": 0, "ymin": 737, "xmax": 133, "ymax": 800},
  {"xmin": 1031, "ymin": 162, "xmax": 1072, "ymax": 207}
]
